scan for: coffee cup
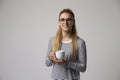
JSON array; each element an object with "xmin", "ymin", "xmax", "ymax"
[{"xmin": 55, "ymin": 50, "xmax": 65, "ymax": 60}]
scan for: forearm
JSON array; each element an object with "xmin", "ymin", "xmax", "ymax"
[
  {"xmin": 67, "ymin": 61, "xmax": 86, "ymax": 72},
  {"xmin": 45, "ymin": 57, "xmax": 53, "ymax": 67},
  {"xmin": 67, "ymin": 40, "xmax": 87, "ymax": 72}
]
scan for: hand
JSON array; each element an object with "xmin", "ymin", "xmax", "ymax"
[
  {"xmin": 49, "ymin": 51, "xmax": 62, "ymax": 62},
  {"xmin": 49, "ymin": 51, "xmax": 56, "ymax": 61},
  {"xmin": 49, "ymin": 51, "xmax": 68, "ymax": 64},
  {"xmin": 54, "ymin": 59, "xmax": 68, "ymax": 65}
]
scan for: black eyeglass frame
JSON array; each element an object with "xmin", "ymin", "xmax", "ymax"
[{"xmin": 58, "ymin": 18, "xmax": 74, "ymax": 22}]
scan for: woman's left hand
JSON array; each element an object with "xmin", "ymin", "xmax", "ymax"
[{"xmin": 53, "ymin": 59, "xmax": 68, "ymax": 65}]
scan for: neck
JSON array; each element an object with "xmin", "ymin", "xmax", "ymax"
[{"xmin": 62, "ymin": 31, "xmax": 72, "ymax": 41}]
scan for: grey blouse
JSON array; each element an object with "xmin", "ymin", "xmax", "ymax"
[{"xmin": 45, "ymin": 37, "xmax": 87, "ymax": 80}]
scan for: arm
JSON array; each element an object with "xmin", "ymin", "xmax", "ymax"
[
  {"xmin": 67, "ymin": 41, "xmax": 87, "ymax": 72},
  {"xmin": 45, "ymin": 38, "xmax": 54, "ymax": 67}
]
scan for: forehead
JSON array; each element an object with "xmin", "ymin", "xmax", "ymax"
[{"xmin": 59, "ymin": 12, "xmax": 73, "ymax": 18}]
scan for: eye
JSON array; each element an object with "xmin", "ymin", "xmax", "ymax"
[
  {"xmin": 59, "ymin": 18, "xmax": 73, "ymax": 22},
  {"xmin": 67, "ymin": 18, "xmax": 73, "ymax": 21},
  {"xmin": 59, "ymin": 18, "xmax": 65, "ymax": 21}
]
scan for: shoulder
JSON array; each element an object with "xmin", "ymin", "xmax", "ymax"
[
  {"xmin": 49, "ymin": 36, "xmax": 54, "ymax": 41},
  {"xmin": 48, "ymin": 36, "xmax": 55, "ymax": 44},
  {"xmin": 77, "ymin": 36, "xmax": 85, "ymax": 44},
  {"xmin": 77, "ymin": 37, "xmax": 86, "ymax": 48}
]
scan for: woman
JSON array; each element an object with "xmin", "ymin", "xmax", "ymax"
[{"xmin": 45, "ymin": 8, "xmax": 87, "ymax": 80}]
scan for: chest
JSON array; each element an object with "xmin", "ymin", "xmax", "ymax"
[{"xmin": 61, "ymin": 43, "xmax": 72, "ymax": 60}]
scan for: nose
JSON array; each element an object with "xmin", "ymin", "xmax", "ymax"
[{"xmin": 64, "ymin": 20, "xmax": 68, "ymax": 24}]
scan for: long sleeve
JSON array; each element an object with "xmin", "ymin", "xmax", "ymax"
[
  {"xmin": 45, "ymin": 37, "xmax": 54, "ymax": 67},
  {"xmin": 67, "ymin": 40, "xmax": 87, "ymax": 72}
]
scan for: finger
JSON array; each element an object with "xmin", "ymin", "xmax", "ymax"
[
  {"xmin": 57, "ymin": 59, "xmax": 63, "ymax": 61},
  {"xmin": 49, "ymin": 56, "xmax": 52, "ymax": 60},
  {"xmin": 49, "ymin": 56, "xmax": 54, "ymax": 60},
  {"xmin": 54, "ymin": 59, "xmax": 63, "ymax": 63},
  {"xmin": 51, "ymin": 51, "xmax": 55, "ymax": 54}
]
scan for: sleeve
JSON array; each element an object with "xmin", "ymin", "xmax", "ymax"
[
  {"xmin": 67, "ymin": 40, "xmax": 87, "ymax": 72},
  {"xmin": 45, "ymin": 37, "xmax": 54, "ymax": 67}
]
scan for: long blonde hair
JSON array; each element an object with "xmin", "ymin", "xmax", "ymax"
[{"xmin": 53, "ymin": 8, "xmax": 78, "ymax": 60}]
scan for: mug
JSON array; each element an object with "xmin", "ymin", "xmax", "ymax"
[{"xmin": 55, "ymin": 50, "xmax": 65, "ymax": 60}]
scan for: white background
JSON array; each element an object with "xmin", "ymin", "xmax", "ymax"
[{"xmin": 0, "ymin": 0, "xmax": 120, "ymax": 80}]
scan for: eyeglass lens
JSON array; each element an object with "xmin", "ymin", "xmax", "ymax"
[{"xmin": 59, "ymin": 18, "xmax": 73, "ymax": 22}]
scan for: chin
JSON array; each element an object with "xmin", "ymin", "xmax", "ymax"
[{"xmin": 63, "ymin": 29, "xmax": 71, "ymax": 32}]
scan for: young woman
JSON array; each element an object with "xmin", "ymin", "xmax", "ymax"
[{"xmin": 45, "ymin": 8, "xmax": 87, "ymax": 80}]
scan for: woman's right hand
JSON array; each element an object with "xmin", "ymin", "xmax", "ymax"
[
  {"xmin": 49, "ymin": 51, "xmax": 56, "ymax": 61},
  {"xmin": 49, "ymin": 51, "xmax": 63, "ymax": 63}
]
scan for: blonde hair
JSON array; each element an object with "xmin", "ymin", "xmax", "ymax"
[{"xmin": 53, "ymin": 8, "xmax": 78, "ymax": 60}]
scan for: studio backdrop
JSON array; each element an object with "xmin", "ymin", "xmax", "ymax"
[{"xmin": 0, "ymin": 0, "xmax": 120, "ymax": 80}]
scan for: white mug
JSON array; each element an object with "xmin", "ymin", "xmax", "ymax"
[{"xmin": 55, "ymin": 50, "xmax": 65, "ymax": 60}]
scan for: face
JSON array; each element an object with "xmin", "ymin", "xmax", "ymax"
[{"xmin": 59, "ymin": 12, "xmax": 74, "ymax": 33}]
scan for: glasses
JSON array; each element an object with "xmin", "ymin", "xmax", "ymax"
[{"xmin": 59, "ymin": 18, "xmax": 74, "ymax": 23}]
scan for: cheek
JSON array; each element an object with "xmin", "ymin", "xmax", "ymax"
[
  {"xmin": 59, "ymin": 22, "xmax": 62, "ymax": 26},
  {"xmin": 70, "ymin": 23, "xmax": 74, "ymax": 27},
  {"xmin": 71, "ymin": 21, "xmax": 75, "ymax": 25}
]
